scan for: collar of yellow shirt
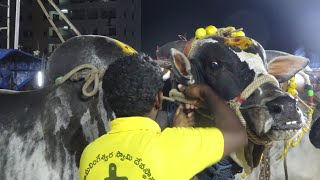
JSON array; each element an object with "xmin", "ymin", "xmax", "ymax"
[{"xmin": 109, "ymin": 116, "xmax": 161, "ymax": 133}]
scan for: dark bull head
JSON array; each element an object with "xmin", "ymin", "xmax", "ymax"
[{"xmin": 157, "ymin": 36, "xmax": 309, "ymax": 141}]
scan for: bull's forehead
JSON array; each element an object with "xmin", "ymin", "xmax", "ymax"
[{"xmin": 232, "ymin": 50, "xmax": 267, "ymax": 78}]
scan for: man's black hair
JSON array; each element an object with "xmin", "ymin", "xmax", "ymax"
[{"xmin": 102, "ymin": 53, "xmax": 164, "ymax": 117}]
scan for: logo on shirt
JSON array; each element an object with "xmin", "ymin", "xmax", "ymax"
[
  {"xmin": 83, "ymin": 151, "xmax": 156, "ymax": 180},
  {"xmin": 105, "ymin": 163, "xmax": 128, "ymax": 180}
]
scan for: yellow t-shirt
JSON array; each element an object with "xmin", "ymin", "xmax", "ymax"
[{"xmin": 79, "ymin": 116, "xmax": 224, "ymax": 180}]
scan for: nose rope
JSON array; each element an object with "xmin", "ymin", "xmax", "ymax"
[{"xmin": 228, "ymin": 74, "xmax": 279, "ymax": 145}]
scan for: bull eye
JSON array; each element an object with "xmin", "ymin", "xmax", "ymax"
[{"xmin": 210, "ymin": 61, "xmax": 219, "ymax": 71}]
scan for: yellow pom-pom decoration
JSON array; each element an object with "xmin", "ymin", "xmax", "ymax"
[
  {"xmin": 289, "ymin": 82, "xmax": 297, "ymax": 89},
  {"xmin": 287, "ymin": 76, "xmax": 298, "ymax": 96},
  {"xmin": 231, "ymin": 31, "xmax": 246, "ymax": 37},
  {"xmin": 205, "ymin": 25, "xmax": 218, "ymax": 35},
  {"xmin": 195, "ymin": 28, "xmax": 207, "ymax": 39},
  {"xmin": 287, "ymin": 88, "xmax": 298, "ymax": 96}
]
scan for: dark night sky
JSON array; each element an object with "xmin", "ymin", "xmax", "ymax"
[{"xmin": 141, "ymin": 0, "xmax": 320, "ymax": 67}]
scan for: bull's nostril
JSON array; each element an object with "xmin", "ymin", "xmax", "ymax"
[{"xmin": 267, "ymin": 105, "xmax": 282, "ymax": 114}]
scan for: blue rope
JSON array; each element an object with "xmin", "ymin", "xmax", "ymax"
[{"xmin": 197, "ymin": 158, "xmax": 235, "ymax": 180}]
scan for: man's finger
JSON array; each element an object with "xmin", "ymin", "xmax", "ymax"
[{"xmin": 174, "ymin": 105, "xmax": 183, "ymax": 116}]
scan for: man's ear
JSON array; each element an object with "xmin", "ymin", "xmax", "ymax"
[
  {"xmin": 154, "ymin": 91, "xmax": 163, "ymax": 110},
  {"xmin": 170, "ymin": 48, "xmax": 194, "ymax": 85},
  {"xmin": 267, "ymin": 56, "xmax": 309, "ymax": 83}
]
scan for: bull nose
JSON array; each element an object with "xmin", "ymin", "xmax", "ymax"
[
  {"xmin": 266, "ymin": 103, "xmax": 283, "ymax": 114},
  {"xmin": 265, "ymin": 96, "xmax": 301, "ymax": 123}
]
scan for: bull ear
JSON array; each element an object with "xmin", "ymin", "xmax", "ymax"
[
  {"xmin": 265, "ymin": 50, "xmax": 291, "ymax": 63},
  {"xmin": 170, "ymin": 48, "xmax": 191, "ymax": 76},
  {"xmin": 170, "ymin": 48, "xmax": 194, "ymax": 85},
  {"xmin": 267, "ymin": 56, "xmax": 309, "ymax": 83}
]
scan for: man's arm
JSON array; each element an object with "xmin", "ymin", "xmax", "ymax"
[{"xmin": 179, "ymin": 84, "xmax": 248, "ymax": 156}]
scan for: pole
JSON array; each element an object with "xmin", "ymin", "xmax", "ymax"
[
  {"xmin": 14, "ymin": 0, "xmax": 20, "ymax": 49},
  {"xmin": 7, "ymin": 0, "xmax": 10, "ymax": 48},
  {"xmin": 37, "ymin": 0, "xmax": 65, "ymax": 42},
  {"xmin": 47, "ymin": 0, "xmax": 81, "ymax": 36}
]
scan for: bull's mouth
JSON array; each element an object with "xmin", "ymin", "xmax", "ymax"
[
  {"xmin": 271, "ymin": 120, "xmax": 303, "ymax": 131},
  {"xmin": 252, "ymin": 101, "xmax": 306, "ymax": 140},
  {"xmin": 266, "ymin": 115, "xmax": 305, "ymax": 140}
]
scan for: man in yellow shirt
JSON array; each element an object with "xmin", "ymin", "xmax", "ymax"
[{"xmin": 79, "ymin": 53, "xmax": 247, "ymax": 180}]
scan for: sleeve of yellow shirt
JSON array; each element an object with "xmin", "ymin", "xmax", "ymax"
[{"xmin": 159, "ymin": 127, "xmax": 224, "ymax": 178}]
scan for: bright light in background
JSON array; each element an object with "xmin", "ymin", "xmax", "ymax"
[
  {"xmin": 61, "ymin": 9, "xmax": 68, "ymax": 13},
  {"xmin": 63, "ymin": 26, "xmax": 68, "ymax": 29},
  {"xmin": 37, "ymin": 71, "xmax": 43, "ymax": 87}
]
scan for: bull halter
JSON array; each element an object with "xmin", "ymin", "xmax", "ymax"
[{"xmin": 227, "ymin": 74, "xmax": 279, "ymax": 145}]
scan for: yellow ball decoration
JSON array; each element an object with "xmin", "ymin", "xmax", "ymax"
[
  {"xmin": 195, "ymin": 28, "xmax": 207, "ymax": 39},
  {"xmin": 231, "ymin": 31, "xmax": 246, "ymax": 37},
  {"xmin": 205, "ymin": 25, "xmax": 218, "ymax": 35},
  {"xmin": 287, "ymin": 88, "xmax": 297, "ymax": 96},
  {"xmin": 289, "ymin": 82, "xmax": 297, "ymax": 89},
  {"xmin": 287, "ymin": 76, "xmax": 298, "ymax": 96}
]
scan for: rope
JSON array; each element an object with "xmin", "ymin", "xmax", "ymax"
[
  {"xmin": 283, "ymin": 141, "xmax": 289, "ymax": 180},
  {"xmin": 163, "ymin": 89, "xmax": 215, "ymax": 121},
  {"xmin": 55, "ymin": 64, "xmax": 105, "ymax": 97},
  {"xmin": 259, "ymin": 146, "xmax": 271, "ymax": 180},
  {"xmin": 228, "ymin": 74, "xmax": 279, "ymax": 145}
]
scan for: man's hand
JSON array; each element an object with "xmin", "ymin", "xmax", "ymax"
[
  {"xmin": 178, "ymin": 83, "xmax": 248, "ymax": 156},
  {"xmin": 177, "ymin": 84, "xmax": 211, "ymax": 106},
  {"xmin": 173, "ymin": 104, "xmax": 195, "ymax": 127}
]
